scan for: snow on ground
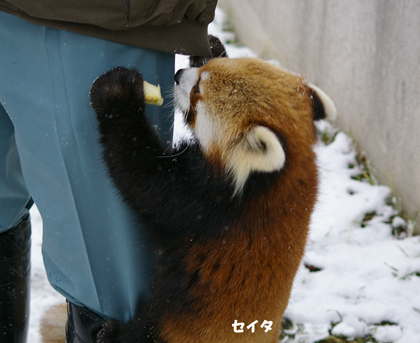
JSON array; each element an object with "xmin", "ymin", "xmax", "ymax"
[
  {"xmin": 29, "ymin": 207, "xmax": 65, "ymax": 342},
  {"xmin": 286, "ymin": 123, "xmax": 420, "ymax": 343},
  {"xmin": 28, "ymin": 8, "xmax": 420, "ymax": 343}
]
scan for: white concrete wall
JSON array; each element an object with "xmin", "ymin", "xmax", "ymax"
[{"xmin": 219, "ymin": 0, "xmax": 420, "ymax": 221}]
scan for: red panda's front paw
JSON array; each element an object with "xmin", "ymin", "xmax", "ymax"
[{"xmin": 90, "ymin": 67, "xmax": 145, "ymax": 124}]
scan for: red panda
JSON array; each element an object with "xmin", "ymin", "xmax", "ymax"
[
  {"xmin": 88, "ymin": 56, "xmax": 336, "ymax": 343},
  {"xmin": 42, "ymin": 42, "xmax": 336, "ymax": 343}
]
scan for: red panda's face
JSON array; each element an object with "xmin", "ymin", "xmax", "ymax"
[{"xmin": 175, "ymin": 57, "xmax": 336, "ymax": 194}]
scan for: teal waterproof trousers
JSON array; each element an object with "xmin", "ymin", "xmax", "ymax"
[{"xmin": 0, "ymin": 11, "xmax": 174, "ymax": 322}]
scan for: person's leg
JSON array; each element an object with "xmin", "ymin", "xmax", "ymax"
[
  {"xmin": 0, "ymin": 10, "xmax": 174, "ymax": 324},
  {"xmin": 0, "ymin": 217, "xmax": 31, "ymax": 343},
  {"xmin": 0, "ymin": 104, "xmax": 32, "ymax": 342},
  {"xmin": 0, "ymin": 104, "xmax": 31, "ymax": 230}
]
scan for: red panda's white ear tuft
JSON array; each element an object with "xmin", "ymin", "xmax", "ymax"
[
  {"xmin": 226, "ymin": 126, "xmax": 286, "ymax": 195},
  {"xmin": 308, "ymin": 83, "xmax": 337, "ymax": 121}
]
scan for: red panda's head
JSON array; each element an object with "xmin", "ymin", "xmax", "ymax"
[{"xmin": 175, "ymin": 57, "xmax": 336, "ymax": 194}]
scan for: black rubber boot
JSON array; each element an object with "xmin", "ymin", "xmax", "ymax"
[
  {"xmin": 66, "ymin": 302, "xmax": 106, "ymax": 343},
  {"xmin": 0, "ymin": 216, "xmax": 31, "ymax": 342}
]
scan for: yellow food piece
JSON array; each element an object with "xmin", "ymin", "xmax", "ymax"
[{"xmin": 143, "ymin": 81, "xmax": 164, "ymax": 106}]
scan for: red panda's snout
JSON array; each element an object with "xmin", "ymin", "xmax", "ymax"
[{"xmin": 175, "ymin": 67, "xmax": 218, "ymax": 152}]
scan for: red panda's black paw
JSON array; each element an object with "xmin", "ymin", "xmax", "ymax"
[
  {"xmin": 96, "ymin": 319, "xmax": 123, "ymax": 343},
  {"xmin": 90, "ymin": 67, "xmax": 145, "ymax": 123}
]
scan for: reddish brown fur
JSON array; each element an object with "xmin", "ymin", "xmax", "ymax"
[{"xmin": 160, "ymin": 58, "xmax": 320, "ymax": 343}]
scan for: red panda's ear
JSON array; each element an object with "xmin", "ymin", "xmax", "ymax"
[
  {"xmin": 226, "ymin": 126, "xmax": 286, "ymax": 194},
  {"xmin": 308, "ymin": 83, "xmax": 337, "ymax": 121},
  {"xmin": 245, "ymin": 126, "xmax": 286, "ymax": 171}
]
